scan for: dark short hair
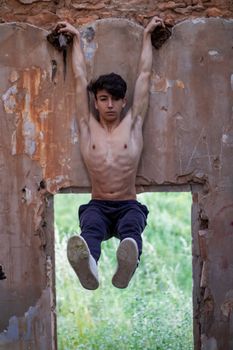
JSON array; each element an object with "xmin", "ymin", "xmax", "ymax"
[{"xmin": 88, "ymin": 72, "xmax": 127, "ymax": 99}]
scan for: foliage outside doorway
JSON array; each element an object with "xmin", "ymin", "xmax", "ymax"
[{"xmin": 55, "ymin": 192, "xmax": 193, "ymax": 350}]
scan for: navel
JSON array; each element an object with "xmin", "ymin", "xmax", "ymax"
[
  {"xmin": 124, "ymin": 144, "xmax": 127, "ymax": 149},
  {"xmin": 92, "ymin": 144, "xmax": 96, "ymax": 150}
]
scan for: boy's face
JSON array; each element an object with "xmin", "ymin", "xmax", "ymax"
[{"xmin": 95, "ymin": 89, "xmax": 126, "ymax": 123}]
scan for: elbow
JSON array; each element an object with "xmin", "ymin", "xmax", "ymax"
[
  {"xmin": 137, "ymin": 71, "xmax": 151, "ymax": 83},
  {"xmin": 74, "ymin": 72, "xmax": 87, "ymax": 84},
  {"xmin": 142, "ymin": 71, "xmax": 151, "ymax": 79}
]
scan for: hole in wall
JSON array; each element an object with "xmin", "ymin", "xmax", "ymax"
[
  {"xmin": 0, "ymin": 265, "xmax": 6, "ymax": 280},
  {"xmin": 54, "ymin": 192, "xmax": 193, "ymax": 349}
]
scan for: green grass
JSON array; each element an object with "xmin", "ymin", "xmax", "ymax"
[{"xmin": 55, "ymin": 192, "xmax": 193, "ymax": 350}]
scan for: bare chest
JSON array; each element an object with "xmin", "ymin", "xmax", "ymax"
[{"xmin": 81, "ymin": 125, "xmax": 143, "ymax": 172}]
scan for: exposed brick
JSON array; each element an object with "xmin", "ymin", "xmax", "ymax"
[
  {"xmin": 56, "ymin": 8, "xmax": 76, "ymax": 22},
  {"xmin": 164, "ymin": 14, "xmax": 176, "ymax": 26},
  {"xmin": 76, "ymin": 15, "xmax": 99, "ymax": 25},
  {"xmin": 26, "ymin": 11, "xmax": 60, "ymax": 27},
  {"xmin": 173, "ymin": 5, "xmax": 193, "ymax": 13},
  {"xmin": 158, "ymin": 2, "xmax": 186, "ymax": 11},
  {"xmin": 158, "ymin": 1, "xmax": 176, "ymax": 11},
  {"xmin": 0, "ymin": 0, "xmax": 232, "ymax": 28},
  {"xmin": 192, "ymin": 4, "xmax": 205, "ymax": 11},
  {"xmin": 18, "ymin": 0, "xmax": 51, "ymax": 3},
  {"xmin": 185, "ymin": 0, "xmax": 199, "ymax": 5},
  {"xmin": 71, "ymin": 1, "xmax": 106, "ymax": 10},
  {"xmin": 206, "ymin": 6, "xmax": 225, "ymax": 16}
]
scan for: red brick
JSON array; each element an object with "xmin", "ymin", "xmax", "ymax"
[
  {"xmin": 206, "ymin": 7, "xmax": 224, "ymax": 16},
  {"xmin": 26, "ymin": 11, "xmax": 60, "ymax": 27}
]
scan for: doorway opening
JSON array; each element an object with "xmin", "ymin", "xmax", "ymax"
[{"xmin": 54, "ymin": 192, "xmax": 193, "ymax": 350}]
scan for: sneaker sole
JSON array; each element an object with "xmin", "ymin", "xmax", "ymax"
[
  {"xmin": 112, "ymin": 238, "xmax": 138, "ymax": 289},
  {"xmin": 67, "ymin": 236, "xmax": 99, "ymax": 290}
]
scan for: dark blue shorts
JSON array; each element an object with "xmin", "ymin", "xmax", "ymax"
[{"xmin": 78, "ymin": 199, "xmax": 149, "ymax": 262}]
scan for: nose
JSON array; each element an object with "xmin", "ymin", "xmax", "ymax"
[{"xmin": 107, "ymin": 98, "xmax": 113, "ymax": 108}]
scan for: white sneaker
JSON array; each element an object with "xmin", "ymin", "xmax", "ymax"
[
  {"xmin": 67, "ymin": 235, "xmax": 99, "ymax": 290},
  {"xmin": 112, "ymin": 238, "xmax": 138, "ymax": 289}
]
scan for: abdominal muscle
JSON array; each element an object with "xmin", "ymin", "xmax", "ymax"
[
  {"xmin": 80, "ymin": 113, "xmax": 143, "ymax": 200},
  {"xmin": 82, "ymin": 138, "xmax": 143, "ymax": 200},
  {"xmin": 90, "ymin": 166, "xmax": 138, "ymax": 200}
]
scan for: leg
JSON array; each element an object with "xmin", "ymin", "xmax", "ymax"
[
  {"xmin": 67, "ymin": 235, "xmax": 99, "ymax": 290},
  {"xmin": 79, "ymin": 203, "xmax": 111, "ymax": 262},
  {"xmin": 112, "ymin": 237, "xmax": 139, "ymax": 289},
  {"xmin": 116, "ymin": 205, "xmax": 148, "ymax": 259},
  {"xmin": 67, "ymin": 202, "xmax": 111, "ymax": 290},
  {"xmin": 112, "ymin": 203, "xmax": 148, "ymax": 288}
]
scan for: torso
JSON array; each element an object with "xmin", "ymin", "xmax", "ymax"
[{"xmin": 79, "ymin": 111, "xmax": 143, "ymax": 200}]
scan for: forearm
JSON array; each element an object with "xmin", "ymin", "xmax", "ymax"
[
  {"xmin": 132, "ymin": 16, "xmax": 164, "ymax": 120},
  {"xmin": 138, "ymin": 16, "xmax": 165, "ymax": 76},
  {"xmin": 72, "ymin": 34, "xmax": 87, "ymax": 81},
  {"xmin": 138, "ymin": 30, "xmax": 153, "ymax": 76},
  {"xmin": 57, "ymin": 22, "xmax": 87, "ymax": 80},
  {"xmin": 57, "ymin": 22, "xmax": 90, "ymax": 121}
]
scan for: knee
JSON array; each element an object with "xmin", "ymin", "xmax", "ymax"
[
  {"xmin": 80, "ymin": 212, "xmax": 107, "ymax": 237},
  {"xmin": 81, "ymin": 217, "xmax": 103, "ymax": 230},
  {"xmin": 118, "ymin": 215, "xmax": 146, "ymax": 235}
]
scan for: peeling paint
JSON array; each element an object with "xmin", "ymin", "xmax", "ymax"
[
  {"xmin": 202, "ymin": 287, "xmax": 214, "ymax": 314},
  {"xmin": 70, "ymin": 117, "xmax": 78, "ymax": 144},
  {"xmin": 11, "ymin": 68, "xmax": 52, "ymax": 171},
  {"xmin": 81, "ymin": 26, "xmax": 98, "ymax": 63},
  {"xmin": 34, "ymin": 197, "xmax": 45, "ymax": 231},
  {"xmin": 150, "ymin": 74, "xmax": 171, "ymax": 92},
  {"xmin": 191, "ymin": 18, "xmax": 206, "ymax": 24},
  {"xmin": 59, "ymin": 156, "xmax": 71, "ymax": 170},
  {"xmin": 9, "ymin": 70, "xmax": 19, "ymax": 83},
  {"xmin": 200, "ymin": 261, "xmax": 208, "ymax": 287},
  {"xmin": 11, "ymin": 130, "xmax": 17, "ymax": 155},
  {"xmin": 0, "ymin": 317, "xmax": 19, "ymax": 344},
  {"xmin": 2, "ymin": 85, "xmax": 18, "ymax": 114},
  {"xmin": 84, "ymin": 41, "xmax": 98, "ymax": 62},
  {"xmin": 22, "ymin": 110, "xmax": 37, "ymax": 156},
  {"xmin": 208, "ymin": 50, "xmax": 219, "ymax": 56},
  {"xmin": 222, "ymin": 133, "xmax": 233, "ymax": 146},
  {"xmin": 208, "ymin": 50, "xmax": 223, "ymax": 62},
  {"xmin": 46, "ymin": 175, "xmax": 71, "ymax": 193},
  {"xmin": 0, "ymin": 288, "xmax": 54, "ymax": 347},
  {"xmin": 221, "ymin": 290, "xmax": 233, "ymax": 318},
  {"xmin": 231, "ymin": 74, "xmax": 233, "ymax": 91},
  {"xmin": 46, "ymin": 256, "xmax": 53, "ymax": 288},
  {"xmin": 175, "ymin": 80, "xmax": 185, "ymax": 89},
  {"xmin": 21, "ymin": 187, "xmax": 33, "ymax": 205},
  {"xmin": 150, "ymin": 74, "xmax": 185, "ymax": 92},
  {"xmin": 201, "ymin": 334, "xmax": 218, "ymax": 350}
]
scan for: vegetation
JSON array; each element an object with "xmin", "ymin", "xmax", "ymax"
[{"xmin": 55, "ymin": 192, "xmax": 193, "ymax": 350}]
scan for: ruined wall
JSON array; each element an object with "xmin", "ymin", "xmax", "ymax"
[
  {"xmin": 0, "ymin": 1, "xmax": 233, "ymax": 350},
  {"xmin": 0, "ymin": 0, "xmax": 233, "ymax": 28}
]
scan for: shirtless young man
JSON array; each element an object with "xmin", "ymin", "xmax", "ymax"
[{"xmin": 58, "ymin": 16, "xmax": 164, "ymax": 290}]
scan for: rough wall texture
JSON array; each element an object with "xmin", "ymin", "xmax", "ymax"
[
  {"xmin": 0, "ymin": 2, "xmax": 233, "ymax": 350},
  {"xmin": 0, "ymin": 23, "xmax": 57, "ymax": 349},
  {"xmin": 0, "ymin": 0, "xmax": 233, "ymax": 28}
]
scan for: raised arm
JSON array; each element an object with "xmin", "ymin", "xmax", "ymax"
[
  {"xmin": 132, "ymin": 16, "xmax": 164, "ymax": 122},
  {"xmin": 58, "ymin": 22, "xmax": 90, "ymax": 125}
]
